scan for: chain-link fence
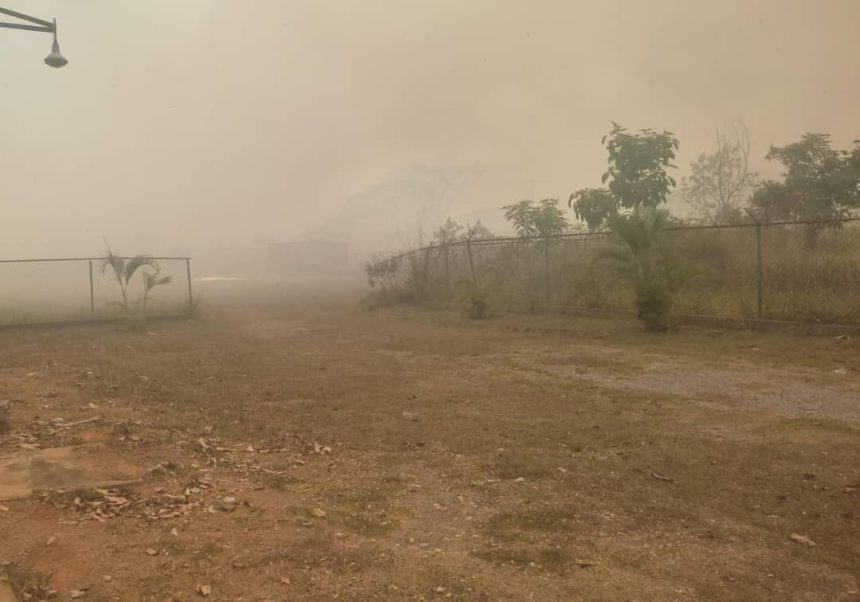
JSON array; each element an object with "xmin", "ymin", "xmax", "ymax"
[
  {"xmin": 0, "ymin": 256, "xmax": 193, "ymax": 326},
  {"xmin": 372, "ymin": 219, "xmax": 860, "ymax": 325}
]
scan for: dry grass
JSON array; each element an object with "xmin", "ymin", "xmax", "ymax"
[
  {"xmin": 0, "ymin": 302, "xmax": 858, "ymax": 600},
  {"xmin": 392, "ymin": 221, "xmax": 860, "ymax": 324}
]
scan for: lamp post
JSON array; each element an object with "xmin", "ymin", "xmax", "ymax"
[{"xmin": 0, "ymin": 6, "xmax": 67, "ymax": 68}]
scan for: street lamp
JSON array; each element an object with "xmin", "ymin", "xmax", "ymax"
[{"xmin": 0, "ymin": 6, "xmax": 67, "ymax": 68}]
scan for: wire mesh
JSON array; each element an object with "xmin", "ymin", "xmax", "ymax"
[
  {"xmin": 0, "ymin": 257, "xmax": 191, "ymax": 326},
  {"xmin": 369, "ymin": 219, "xmax": 860, "ymax": 325}
]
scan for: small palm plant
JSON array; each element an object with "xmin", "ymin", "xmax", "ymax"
[
  {"xmin": 101, "ymin": 246, "xmax": 170, "ymax": 311},
  {"xmin": 142, "ymin": 268, "xmax": 172, "ymax": 309},
  {"xmin": 599, "ymin": 210, "xmax": 698, "ymax": 332}
]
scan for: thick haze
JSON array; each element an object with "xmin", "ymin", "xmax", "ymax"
[{"xmin": 2, "ymin": 0, "xmax": 858, "ymax": 272}]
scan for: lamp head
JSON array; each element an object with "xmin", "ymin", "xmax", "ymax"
[{"xmin": 43, "ymin": 19, "xmax": 67, "ymax": 68}]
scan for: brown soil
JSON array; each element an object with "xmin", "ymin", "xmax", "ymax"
[{"xmin": 0, "ymin": 304, "xmax": 858, "ymax": 601}]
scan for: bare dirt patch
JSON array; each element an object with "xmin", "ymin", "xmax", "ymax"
[{"xmin": 0, "ymin": 306, "xmax": 858, "ymax": 601}]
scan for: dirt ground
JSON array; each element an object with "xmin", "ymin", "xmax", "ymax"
[{"xmin": 0, "ymin": 300, "xmax": 858, "ymax": 601}]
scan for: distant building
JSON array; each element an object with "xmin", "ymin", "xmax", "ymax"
[{"xmin": 267, "ymin": 239, "xmax": 349, "ymax": 275}]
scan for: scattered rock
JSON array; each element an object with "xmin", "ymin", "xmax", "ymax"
[
  {"xmin": 650, "ymin": 471, "xmax": 674, "ymax": 482},
  {"xmin": 70, "ymin": 589, "xmax": 88, "ymax": 599},
  {"xmin": 310, "ymin": 507, "xmax": 327, "ymax": 518},
  {"xmin": 197, "ymin": 584, "xmax": 211, "ymax": 597},
  {"xmin": 145, "ymin": 547, "xmax": 159, "ymax": 556},
  {"xmin": 788, "ymin": 533, "xmax": 816, "ymax": 547},
  {"xmin": 312, "ymin": 442, "xmax": 332, "ymax": 454},
  {"xmin": 215, "ymin": 496, "xmax": 237, "ymax": 513}
]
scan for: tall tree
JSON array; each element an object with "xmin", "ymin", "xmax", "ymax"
[
  {"xmin": 682, "ymin": 122, "xmax": 756, "ymax": 223},
  {"xmin": 601, "ymin": 122, "xmax": 679, "ymax": 211},
  {"xmin": 593, "ymin": 123, "xmax": 692, "ymax": 331},
  {"xmin": 751, "ymin": 134, "xmax": 860, "ymax": 222}
]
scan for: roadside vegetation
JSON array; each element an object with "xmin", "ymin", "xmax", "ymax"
[{"xmin": 366, "ymin": 124, "xmax": 860, "ymax": 328}]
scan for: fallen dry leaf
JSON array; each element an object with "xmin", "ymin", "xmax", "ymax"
[
  {"xmin": 70, "ymin": 589, "xmax": 87, "ymax": 599},
  {"xmin": 788, "ymin": 533, "xmax": 816, "ymax": 547},
  {"xmin": 650, "ymin": 471, "xmax": 674, "ymax": 482}
]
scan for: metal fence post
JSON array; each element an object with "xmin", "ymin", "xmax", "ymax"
[
  {"xmin": 88, "ymin": 260, "xmax": 95, "ymax": 315},
  {"xmin": 443, "ymin": 243, "xmax": 450, "ymax": 297},
  {"xmin": 544, "ymin": 242, "xmax": 550, "ymax": 304},
  {"xmin": 423, "ymin": 247, "xmax": 431, "ymax": 300},
  {"xmin": 185, "ymin": 258, "xmax": 194, "ymax": 318},
  {"xmin": 755, "ymin": 223, "xmax": 763, "ymax": 318},
  {"xmin": 466, "ymin": 240, "xmax": 476, "ymax": 284}
]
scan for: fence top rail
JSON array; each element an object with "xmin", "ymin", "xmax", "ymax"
[
  {"xmin": 376, "ymin": 216, "xmax": 860, "ymax": 263},
  {"xmin": 0, "ymin": 256, "xmax": 192, "ymax": 264}
]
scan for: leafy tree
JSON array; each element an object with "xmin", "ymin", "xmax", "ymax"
[
  {"xmin": 601, "ymin": 122, "xmax": 679, "ymax": 211},
  {"xmin": 752, "ymin": 134, "xmax": 860, "ymax": 222},
  {"xmin": 599, "ymin": 210, "xmax": 697, "ymax": 332},
  {"xmin": 682, "ymin": 122, "xmax": 756, "ymax": 223},
  {"xmin": 462, "ymin": 220, "xmax": 493, "ymax": 241},
  {"xmin": 502, "ymin": 199, "xmax": 568, "ymax": 239},
  {"xmin": 433, "ymin": 217, "xmax": 463, "ymax": 245},
  {"xmin": 579, "ymin": 124, "xmax": 693, "ymax": 331},
  {"xmin": 502, "ymin": 199, "xmax": 568, "ymax": 304},
  {"xmin": 568, "ymin": 188, "xmax": 617, "ymax": 231},
  {"xmin": 748, "ymin": 181, "xmax": 794, "ymax": 223}
]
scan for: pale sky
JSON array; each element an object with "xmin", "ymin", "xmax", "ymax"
[{"xmin": 1, "ymin": 0, "xmax": 858, "ymax": 263}]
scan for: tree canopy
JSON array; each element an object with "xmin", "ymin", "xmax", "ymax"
[
  {"xmin": 568, "ymin": 188, "xmax": 617, "ymax": 231},
  {"xmin": 569, "ymin": 123, "xmax": 679, "ymax": 230},
  {"xmin": 601, "ymin": 122, "xmax": 679, "ymax": 211},
  {"xmin": 750, "ymin": 134, "xmax": 860, "ymax": 222},
  {"xmin": 502, "ymin": 199, "xmax": 568, "ymax": 239}
]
